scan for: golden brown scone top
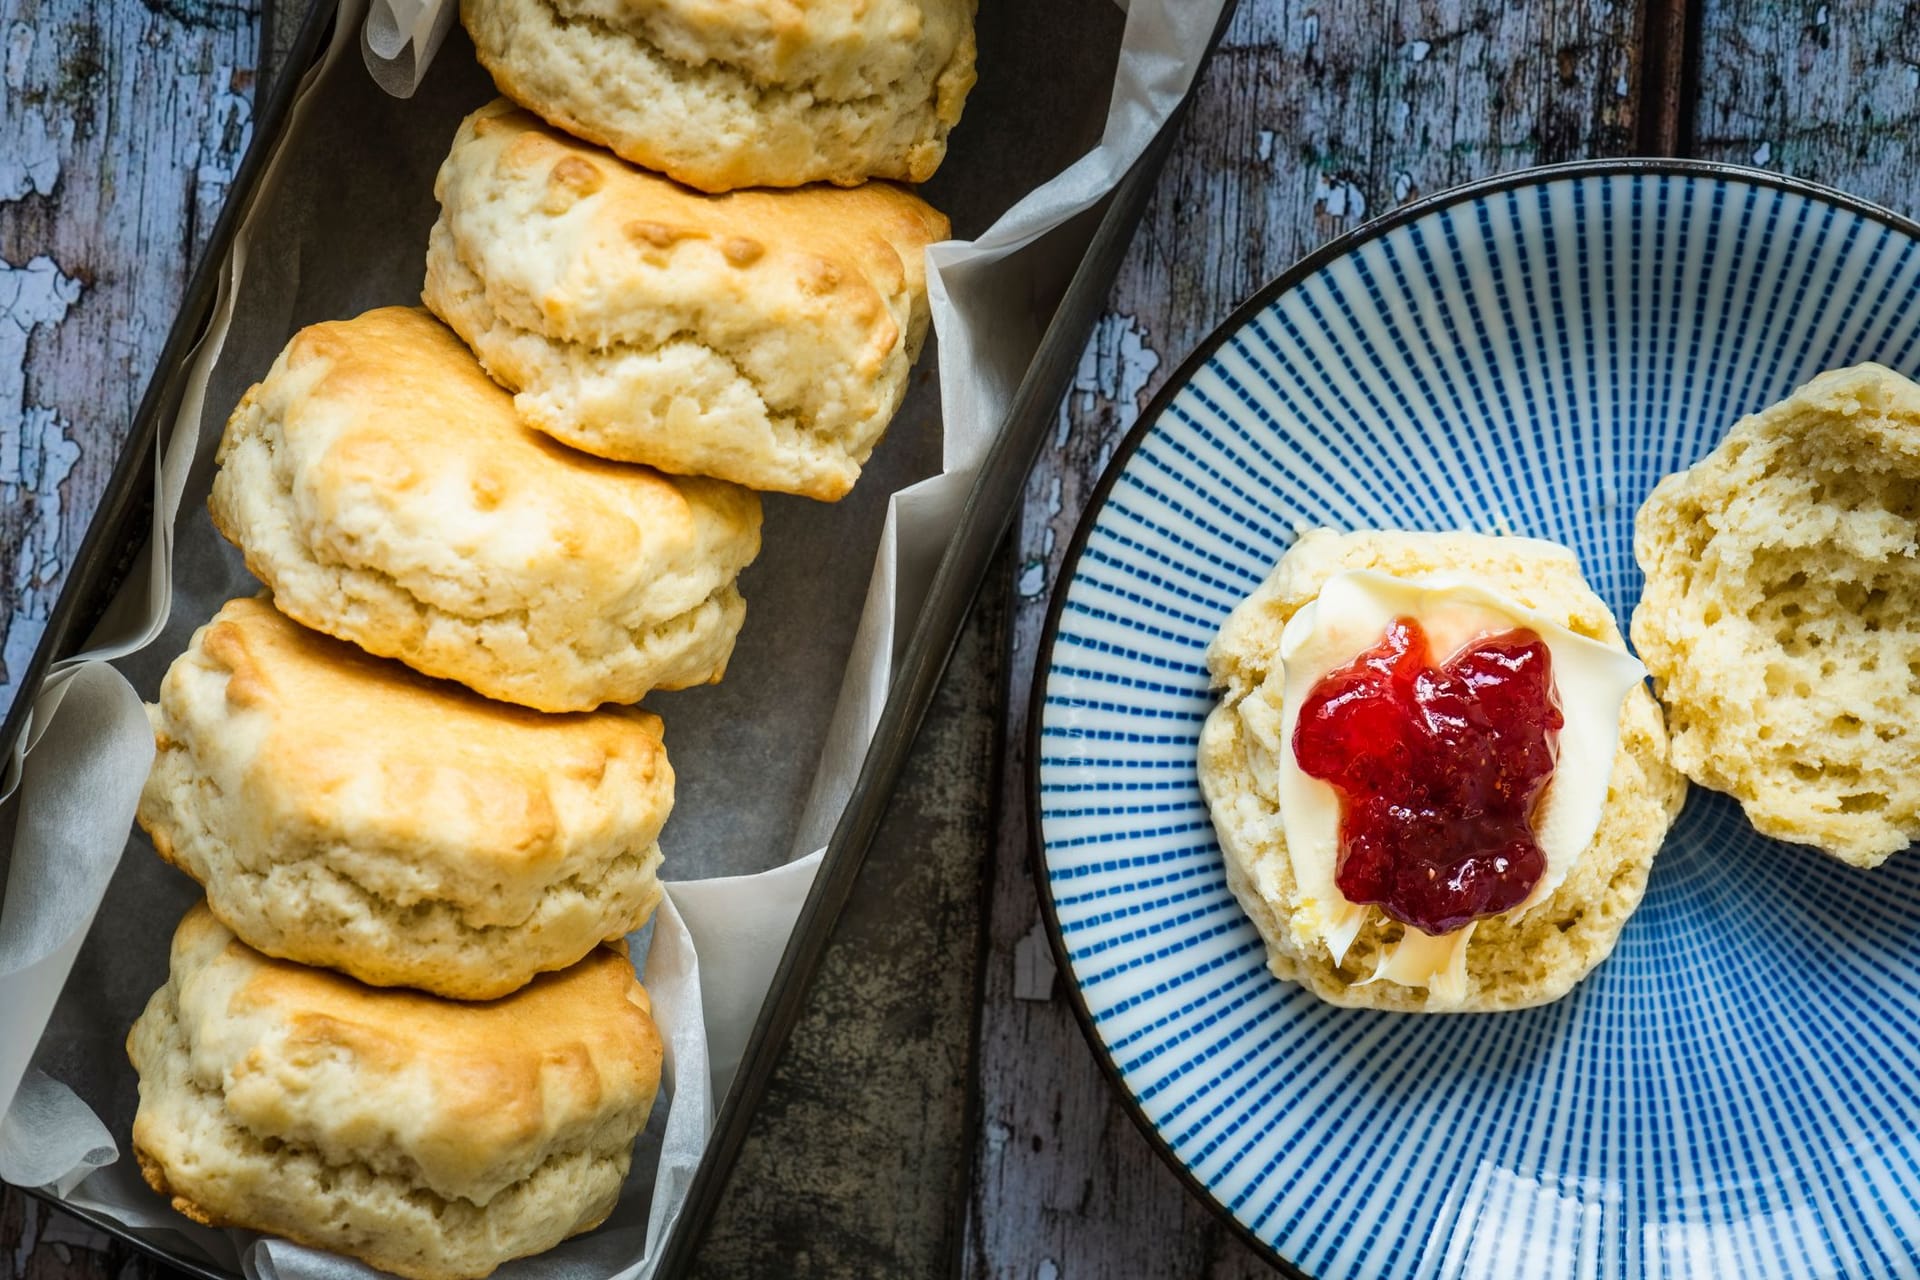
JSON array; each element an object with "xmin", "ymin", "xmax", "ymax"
[
  {"xmin": 154, "ymin": 595, "xmax": 672, "ymax": 874},
  {"xmin": 441, "ymin": 102, "xmax": 950, "ymax": 367},
  {"xmin": 578, "ymin": 0, "xmax": 974, "ymax": 103},
  {"xmin": 461, "ymin": 0, "xmax": 976, "ymax": 191},
  {"xmin": 162, "ymin": 902, "xmax": 662, "ymax": 1204},
  {"xmin": 216, "ymin": 305, "xmax": 761, "ymax": 609}
]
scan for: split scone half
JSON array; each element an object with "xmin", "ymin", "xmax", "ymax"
[
  {"xmin": 425, "ymin": 101, "xmax": 950, "ymax": 501},
  {"xmin": 460, "ymin": 0, "xmax": 976, "ymax": 192},
  {"xmin": 1199, "ymin": 529, "xmax": 1686, "ymax": 1012},
  {"xmin": 128, "ymin": 904, "xmax": 663, "ymax": 1280},
  {"xmin": 139, "ymin": 596, "xmax": 673, "ymax": 1000},
  {"xmin": 210, "ymin": 306, "xmax": 762, "ymax": 711},
  {"xmin": 1634, "ymin": 362, "xmax": 1920, "ymax": 866}
]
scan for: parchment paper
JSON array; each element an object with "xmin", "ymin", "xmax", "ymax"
[{"xmin": 0, "ymin": 1, "xmax": 1229, "ymax": 1275}]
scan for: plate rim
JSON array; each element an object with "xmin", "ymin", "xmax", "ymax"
[{"xmin": 1024, "ymin": 154, "xmax": 1920, "ymax": 1277}]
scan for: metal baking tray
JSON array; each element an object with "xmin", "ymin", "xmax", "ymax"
[{"xmin": 4, "ymin": 0, "xmax": 1235, "ymax": 1271}]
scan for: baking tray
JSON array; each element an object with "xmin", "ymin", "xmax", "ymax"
[{"xmin": 4, "ymin": 0, "xmax": 1237, "ymax": 1272}]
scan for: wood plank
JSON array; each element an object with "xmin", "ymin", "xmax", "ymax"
[
  {"xmin": 968, "ymin": 1, "xmax": 1650, "ymax": 1274},
  {"xmin": 1, "ymin": 0, "xmax": 260, "ymax": 1266},
  {"xmin": 1638, "ymin": 0, "xmax": 1692, "ymax": 154},
  {"xmin": 1, "ymin": 1193, "xmax": 133, "ymax": 1280},
  {"xmin": 1694, "ymin": 0, "xmax": 1920, "ymax": 215},
  {"xmin": 0, "ymin": 0, "xmax": 257, "ymax": 703}
]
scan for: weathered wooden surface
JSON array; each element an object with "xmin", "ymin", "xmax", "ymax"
[
  {"xmin": 1694, "ymin": 0, "xmax": 1920, "ymax": 217},
  {"xmin": 0, "ymin": 0, "xmax": 258, "ymax": 1257},
  {"xmin": 966, "ymin": 2, "xmax": 1650, "ymax": 1274},
  {"xmin": 0, "ymin": 0, "xmax": 256, "ymax": 701},
  {"xmin": 3, "ymin": 0, "xmax": 251, "ymax": 1261},
  {"xmin": 19, "ymin": 0, "xmax": 1920, "ymax": 1275}
]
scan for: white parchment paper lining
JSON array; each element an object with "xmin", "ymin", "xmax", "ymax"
[{"xmin": 0, "ymin": 1, "xmax": 1228, "ymax": 1275}]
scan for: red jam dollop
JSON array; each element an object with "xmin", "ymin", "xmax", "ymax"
[{"xmin": 1292, "ymin": 616, "xmax": 1562, "ymax": 935}]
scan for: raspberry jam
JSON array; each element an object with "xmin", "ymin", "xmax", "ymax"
[{"xmin": 1292, "ymin": 616, "xmax": 1562, "ymax": 935}]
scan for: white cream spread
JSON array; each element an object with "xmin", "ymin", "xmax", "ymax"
[{"xmin": 1269, "ymin": 569, "xmax": 1645, "ymax": 1005}]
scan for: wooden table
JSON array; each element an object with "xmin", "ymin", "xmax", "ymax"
[{"xmin": 1, "ymin": 0, "xmax": 1910, "ymax": 1274}]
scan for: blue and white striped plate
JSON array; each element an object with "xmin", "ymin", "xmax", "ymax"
[{"xmin": 1032, "ymin": 161, "xmax": 1920, "ymax": 1280}]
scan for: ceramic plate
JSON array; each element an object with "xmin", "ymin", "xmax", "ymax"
[{"xmin": 1031, "ymin": 160, "xmax": 1920, "ymax": 1279}]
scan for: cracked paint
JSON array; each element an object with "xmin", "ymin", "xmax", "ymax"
[
  {"xmin": 1, "ymin": 255, "xmax": 84, "ymax": 479},
  {"xmin": 1054, "ymin": 311, "xmax": 1161, "ymax": 449},
  {"xmin": 1016, "ymin": 558, "xmax": 1046, "ymax": 599},
  {"xmin": 1314, "ymin": 172, "xmax": 1368, "ymax": 221},
  {"xmin": 1041, "ymin": 476, "xmax": 1061, "ymax": 557},
  {"xmin": 0, "ymin": 255, "xmax": 84, "ymax": 690},
  {"xmin": 1, "ymin": 23, "xmax": 67, "ymax": 202},
  {"xmin": 0, "ymin": 130, "xmax": 61, "ymax": 201},
  {"xmin": 0, "ymin": 256, "xmax": 80, "ymax": 335},
  {"xmin": 195, "ymin": 65, "xmax": 253, "ymax": 209},
  {"xmin": 1031, "ymin": 311, "xmax": 1161, "ymax": 597}
]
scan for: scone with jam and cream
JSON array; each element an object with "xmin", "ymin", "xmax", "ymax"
[{"xmin": 1198, "ymin": 529, "xmax": 1685, "ymax": 1012}]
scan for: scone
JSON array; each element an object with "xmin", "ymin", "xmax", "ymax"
[
  {"xmin": 1199, "ymin": 529, "xmax": 1686, "ymax": 1013},
  {"xmin": 128, "ymin": 904, "xmax": 663, "ymax": 1280},
  {"xmin": 424, "ymin": 102, "xmax": 950, "ymax": 501},
  {"xmin": 139, "ymin": 595, "xmax": 673, "ymax": 1000},
  {"xmin": 460, "ymin": 0, "xmax": 976, "ymax": 192},
  {"xmin": 209, "ymin": 306, "xmax": 762, "ymax": 711},
  {"xmin": 1634, "ymin": 362, "xmax": 1920, "ymax": 866}
]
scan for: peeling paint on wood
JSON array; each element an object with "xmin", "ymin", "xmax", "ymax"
[
  {"xmin": 0, "ymin": 0, "xmax": 257, "ymax": 696},
  {"xmin": 20, "ymin": 0, "xmax": 1909, "ymax": 1276},
  {"xmin": 0, "ymin": 253, "xmax": 82, "ymax": 684},
  {"xmin": 1695, "ymin": 0, "xmax": 1920, "ymax": 217},
  {"xmin": 969, "ymin": 1, "xmax": 1650, "ymax": 1274},
  {"xmin": 0, "ymin": 0, "xmax": 259, "ymax": 1262}
]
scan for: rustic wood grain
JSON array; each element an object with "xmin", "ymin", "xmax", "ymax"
[
  {"xmin": 44, "ymin": 0, "xmax": 1918, "ymax": 1274},
  {"xmin": 0, "ymin": 0, "xmax": 256, "ymax": 702},
  {"xmin": 1638, "ymin": 0, "xmax": 1693, "ymax": 154},
  {"xmin": 968, "ymin": 2, "xmax": 1650, "ymax": 1274},
  {"xmin": 0, "ymin": 0, "xmax": 262, "ymax": 1265},
  {"xmin": 1694, "ymin": 0, "xmax": 1920, "ymax": 215}
]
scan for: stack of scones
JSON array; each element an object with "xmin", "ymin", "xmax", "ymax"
[{"xmin": 125, "ymin": 3, "xmax": 974, "ymax": 1275}]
